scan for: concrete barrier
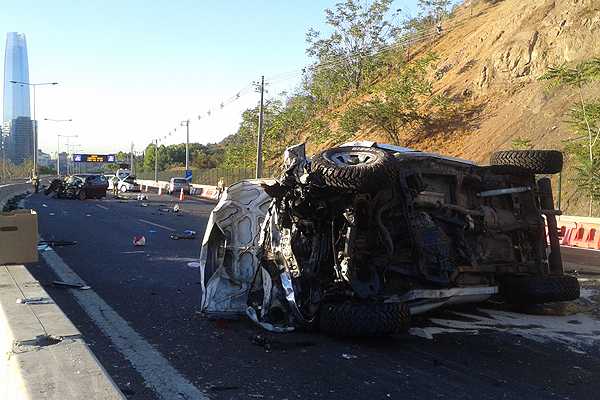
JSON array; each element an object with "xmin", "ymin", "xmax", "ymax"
[
  {"xmin": 136, "ymin": 179, "xmax": 221, "ymax": 201},
  {"xmin": 0, "ymin": 182, "xmax": 30, "ymax": 210},
  {"xmin": 0, "ymin": 264, "xmax": 124, "ymax": 399}
]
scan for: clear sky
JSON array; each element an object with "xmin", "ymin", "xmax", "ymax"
[{"xmin": 1, "ymin": 0, "xmax": 424, "ymax": 156}]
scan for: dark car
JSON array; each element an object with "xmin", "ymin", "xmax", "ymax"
[{"xmin": 72, "ymin": 174, "xmax": 109, "ymax": 199}]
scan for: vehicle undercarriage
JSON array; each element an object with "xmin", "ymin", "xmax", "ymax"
[{"xmin": 200, "ymin": 142, "xmax": 580, "ymax": 336}]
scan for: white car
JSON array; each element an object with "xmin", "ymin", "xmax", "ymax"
[
  {"xmin": 105, "ymin": 173, "xmax": 140, "ymax": 193},
  {"xmin": 168, "ymin": 177, "xmax": 190, "ymax": 195}
]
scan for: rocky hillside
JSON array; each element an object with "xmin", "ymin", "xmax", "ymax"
[{"xmin": 308, "ymin": 0, "xmax": 600, "ymax": 215}]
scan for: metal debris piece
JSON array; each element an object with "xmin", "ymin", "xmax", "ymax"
[
  {"xmin": 342, "ymin": 353, "xmax": 358, "ymax": 360},
  {"xmin": 173, "ymin": 204, "xmax": 180, "ymax": 213},
  {"xmin": 17, "ymin": 297, "xmax": 54, "ymax": 305},
  {"xmin": 52, "ymin": 280, "xmax": 91, "ymax": 290},
  {"xmin": 133, "ymin": 235, "xmax": 146, "ymax": 246}
]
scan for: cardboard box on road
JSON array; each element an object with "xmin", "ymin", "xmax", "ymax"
[{"xmin": 0, "ymin": 209, "xmax": 38, "ymax": 264}]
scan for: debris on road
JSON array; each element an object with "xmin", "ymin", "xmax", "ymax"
[
  {"xmin": 173, "ymin": 204, "xmax": 180, "ymax": 213},
  {"xmin": 16, "ymin": 297, "xmax": 54, "ymax": 305},
  {"xmin": 122, "ymin": 251, "xmax": 145, "ymax": 254},
  {"xmin": 140, "ymin": 203, "xmax": 149, "ymax": 207},
  {"xmin": 52, "ymin": 280, "xmax": 91, "ymax": 290},
  {"xmin": 169, "ymin": 230, "xmax": 196, "ymax": 240},
  {"xmin": 38, "ymin": 240, "xmax": 78, "ymax": 247},
  {"xmin": 133, "ymin": 235, "xmax": 146, "ymax": 246},
  {"xmin": 187, "ymin": 261, "xmax": 202, "ymax": 269},
  {"xmin": 341, "ymin": 353, "xmax": 358, "ymax": 360}
]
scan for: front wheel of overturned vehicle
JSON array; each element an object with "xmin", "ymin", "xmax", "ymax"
[
  {"xmin": 319, "ymin": 302, "xmax": 410, "ymax": 337},
  {"xmin": 501, "ymin": 275, "xmax": 580, "ymax": 304},
  {"xmin": 311, "ymin": 146, "xmax": 397, "ymax": 192}
]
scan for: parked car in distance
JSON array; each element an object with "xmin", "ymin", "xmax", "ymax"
[
  {"xmin": 168, "ymin": 177, "xmax": 190, "ymax": 195},
  {"xmin": 72, "ymin": 174, "xmax": 109, "ymax": 199}
]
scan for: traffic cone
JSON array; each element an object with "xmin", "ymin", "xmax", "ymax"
[{"xmin": 179, "ymin": 188, "xmax": 184, "ymax": 201}]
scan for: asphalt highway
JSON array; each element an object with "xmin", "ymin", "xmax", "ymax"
[{"xmin": 22, "ymin": 189, "xmax": 600, "ymax": 400}]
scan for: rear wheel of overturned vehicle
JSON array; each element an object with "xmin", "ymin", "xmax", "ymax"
[
  {"xmin": 490, "ymin": 150, "xmax": 563, "ymax": 174},
  {"xmin": 501, "ymin": 275, "xmax": 580, "ymax": 304},
  {"xmin": 312, "ymin": 146, "xmax": 397, "ymax": 191},
  {"xmin": 319, "ymin": 302, "xmax": 410, "ymax": 337}
]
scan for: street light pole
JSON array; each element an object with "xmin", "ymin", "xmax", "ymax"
[
  {"xmin": 154, "ymin": 139, "xmax": 159, "ymax": 182},
  {"xmin": 45, "ymin": 119, "xmax": 72, "ymax": 176},
  {"xmin": 255, "ymin": 75, "xmax": 265, "ymax": 179},
  {"xmin": 9, "ymin": 81, "xmax": 58, "ymax": 178},
  {"xmin": 181, "ymin": 120, "xmax": 190, "ymax": 171},
  {"xmin": 56, "ymin": 134, "xmax": 77, "ymax": 176}
]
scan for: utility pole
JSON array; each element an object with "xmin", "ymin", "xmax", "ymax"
[
  {"xmin": 130, "ymin": 142, "xmax": 135, "ymax": 174},
  {"xmin": 181, "ymin": 120, "xmax": 190, "ymax": 171},
  {"xmin": 255, "ymin": 75, "xmax": 265, "ymax": 179},
  {"xmin": 154, "ymin": 139, "xmax": 159, "ymax": 182}
]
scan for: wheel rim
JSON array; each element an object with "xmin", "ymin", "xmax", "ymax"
[{"xmin": 325, "ymin": 150, "xmax": 377, "ymax": 167}]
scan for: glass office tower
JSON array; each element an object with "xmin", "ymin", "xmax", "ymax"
[{"xmin": 3, "ymin": 32, "xmax": 31, "ymax": 122}]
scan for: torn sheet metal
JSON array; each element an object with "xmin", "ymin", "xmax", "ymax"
[{"xmin": 199, "ymin": 180, "xmax": 272, "ymax": 318}]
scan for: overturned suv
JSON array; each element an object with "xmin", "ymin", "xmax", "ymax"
[{"xmin": 199, "ymin": 142, "xmax": 579, "ymax": 336}]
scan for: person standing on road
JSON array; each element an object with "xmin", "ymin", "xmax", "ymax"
[
  {"xmin": 32, "ymin": 175, "xmax": 40, "ymax": 193},
  {"xmin": 217, "ymin": 177, "xmax": 224, "ymax": 199},
  {"xmin": 112, "ymin": 176, "xmax": 120, "ymax": 197}
]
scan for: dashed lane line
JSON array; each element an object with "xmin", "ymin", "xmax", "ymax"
[
  {"xmin": 40, "ymin": 246, "xmax": 208, "ymax": 400},
  {"xmin": 96, "ymin": 204, "xmax": 109, "ymax": 210},
  {"xmin": 138, "ymin": 219, "xmax": 176, "ymax": 232}
]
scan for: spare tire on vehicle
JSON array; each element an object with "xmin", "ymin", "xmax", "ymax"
[
  {"xmin": 319, "ymin": 302, "xmax": 410, "ymax": 337},
  {"xmin": 311, "ymin": 146, "xmax": 397, "ymax": 191},
  {"xmin": 490, "ymin": 150, "xmax": 563, "ymax": 174},
  {"xmin": 500, "ymin": 275, "xmax": 580, "ymax": 304}
]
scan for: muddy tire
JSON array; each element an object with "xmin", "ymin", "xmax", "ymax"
[
  {"xmin": 501, "ymin": 275, "xmax": 580, "ymax": 304},
  {"xmin": 311, "ymin": 146, "xmax": 397, "ymax": 191},
  {"xmin": 319, "ymin": 302, "xmax": 410, "ymax": 337},
  {"xmin": 490, "ymin": 150, "xmax": 563, "ymax": 174}
]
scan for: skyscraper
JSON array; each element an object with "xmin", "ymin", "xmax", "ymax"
[
  {"xmin": 3, "ymin": 32, "xmax": 30, "ymax": 121},
  {"xmin": 2, "ymin": 32, "xmax": 32, "ymax": 165}
]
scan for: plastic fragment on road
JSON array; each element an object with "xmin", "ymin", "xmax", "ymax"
[
  {"xmin": 86, "ymin": 214, "xmax": 91, "ymax": 217},
  {"xmin": 133, "ymin": 235, "xmax": 146, "ymax": 246},
  {"xmin": 187, "ymin": 261, "xmax": 202, "ymax": 269},
  {"xmin": 173, "ymin": 204, "xmax": 180, "ymax": 213},
  {"xmin": 141, "ymin": 203, "xmax": 149, "ymax": 207},
  {"xmin": 341, "ymin": 353, "xmax": 358, "ymax": 360},
  {"xmin": 49, "ymin": 212, "xmax": 55, "ymax": 216},
  {"xmin": 42, "ymin": 203, "xmax": 48, "ymax": 207},
  {"xmin": 169, "ymin": 229, "xmax": 196, "ymax": 240}
]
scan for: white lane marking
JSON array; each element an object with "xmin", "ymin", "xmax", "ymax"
[
  {"xmin": 40, "ymin": 247, "xmax": 208, "ymax": 400},
  {"xmin": 138, "ymin": 219, "xmax": 176, "ymax": 232},
  {"xmin": 96, "ymin": 204, "xmax": 109, "ymax": 210}
]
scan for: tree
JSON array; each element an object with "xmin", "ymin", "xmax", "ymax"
[
  {"xmin": 305, "ymin": 0, "xmax": 401, "ymax": 104},
  {"xmin": 340, "ymin": 53, "xmax": 437, "ymax": 145},
  {"xmin": 417, "ymin": 0, "xmax": 452, "ymax": 22},
  {"xmin": 540, "ymin": 58, "xmax": 600, "ymax": 215}
]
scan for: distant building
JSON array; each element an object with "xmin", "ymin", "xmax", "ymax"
[
  {"xmin": 3, "ymin": 32, "xmax": 33, "ymax": 165},
  {"xmin": 3, "ymin": 117, "xmax": 33, "ymax": 164},
  {"xmin": 37, "ymin": 149, "xmax": 51, "ymax": 168},
  {"xmin": 58, "ymin": 152, "xmax": 68, "ymax": 175}
]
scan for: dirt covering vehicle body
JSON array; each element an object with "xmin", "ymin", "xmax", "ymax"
[{"xmin": 199, "ymin": 142, "xmax": 580, "ymax": 336}]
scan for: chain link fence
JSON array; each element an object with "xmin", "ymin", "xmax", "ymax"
[{"xmin": 136, "ymin": 166, "xmax": 278, "ymax": 187}]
